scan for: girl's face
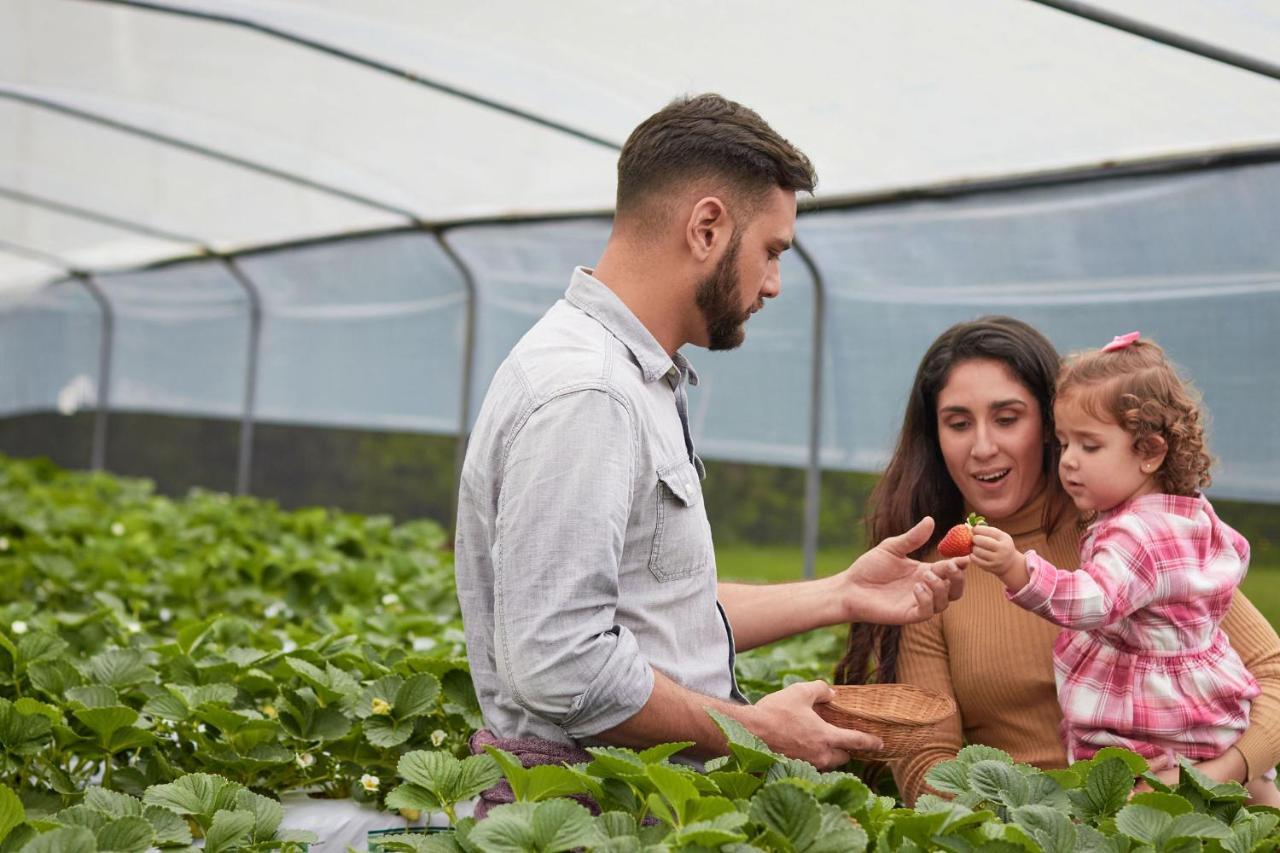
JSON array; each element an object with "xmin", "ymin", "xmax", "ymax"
[
  {"xmin": 1054, "ymin": 393, "xmax": 1161, "ymax": 513},
  {"xmin": 936, "ymin": 359, "xmax": 1047, "ymax": 522}
]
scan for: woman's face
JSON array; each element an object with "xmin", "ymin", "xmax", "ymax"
[{"xmin": 935, "ymin": 358, "xmax": 1048, "ymax": 522}]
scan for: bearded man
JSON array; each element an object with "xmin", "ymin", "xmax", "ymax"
[{"xmin": 454, "ymin": 94, "xmax": 966, "ymax": 784}]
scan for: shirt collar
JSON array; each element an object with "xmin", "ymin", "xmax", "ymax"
[{"xmin": 566, "ymin": 267, "xmax": 699, "ymax": 387}]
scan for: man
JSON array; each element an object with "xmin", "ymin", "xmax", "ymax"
[{"xmin": 455, "ymin": 94, "xmax": 965, "ymax": 771}]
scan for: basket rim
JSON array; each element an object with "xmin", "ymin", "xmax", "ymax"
[{"xmin": 821, "ymin": 683, "xmax": 955, "ymax": 726}]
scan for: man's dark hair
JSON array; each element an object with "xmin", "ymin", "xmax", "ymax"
[{"xmin": 615, "ymin": 94, "xmax": 815, "ymax": 228}]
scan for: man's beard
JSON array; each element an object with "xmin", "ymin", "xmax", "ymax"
[{"xmin": 695, "ymin": 230, "xmax": 750, "ymax": 351}]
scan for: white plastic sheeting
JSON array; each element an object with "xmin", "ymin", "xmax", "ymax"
[
  {"xmin": 1, "ymin": 0, "xmax": 1279, "ymax": 502},
  {"xmin": 4, "ymin": 0, "xmax": 1280, "ymax": 284}
]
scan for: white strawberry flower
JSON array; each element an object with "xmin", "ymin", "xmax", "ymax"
[
  {"xmin": 0, "ymin": 537, "xmax": 9, "ymax": 551},
  {"xmin": 381, "ymin": 593, "xmax": 399, "ymax": 606},
  {"xmin": 10, "ymin": 620, "xmax": 28, "ymax": 635},
  {"xmin": 125, "ymin": 621, "xmax": 142, "ymax": 634},
  {"xmin": 360, "ymin": 774, "xmax": 380, "ymax": 792},
  {"xmin": 158, "ymin": 607, "xmax": 172, "ymax": 623},
  {"xmin": 430, "ymin": 729, "xmax": 447, "ymax": 748},
  {"xmin": 296, "ymin": 752, "xmax": 315, "ymax": 769},
  {"xmin": 110, "ymin": 522, "xmax": 125, "ymax": 537}
]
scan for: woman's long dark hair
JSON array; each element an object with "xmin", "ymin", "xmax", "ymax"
[{"xmin": 834, "ymin": 316, "xmax": 1069, "ymax": 688}]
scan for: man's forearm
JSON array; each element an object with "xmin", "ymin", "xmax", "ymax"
[
  {"xmin": 717, "ymin": 577, "xmax": 845, "ymax": 652},
  {"xmin": 596, "ymin": 667, "xmax": 754, "ymax": 757}
]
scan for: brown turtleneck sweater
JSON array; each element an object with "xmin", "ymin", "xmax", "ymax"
[{"xmin": 891, "ymin": 488, "xmax": 1280, "ymax": 805}]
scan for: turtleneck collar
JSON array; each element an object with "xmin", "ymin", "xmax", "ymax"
[{"xmin": 966, "ymin": 485, "xmax": 1051, "ymax": 538}]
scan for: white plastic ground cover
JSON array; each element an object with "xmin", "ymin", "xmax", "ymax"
[
  {"xmin": 5, "ymin": 159, "xmax": 1278, "ymax": 500},
  {"xmin": 276, "ymin": 792, "xmax": 475, "ymax": 853},
  {"xmin": 3, "ymin": 0, "xmax": 1280, "ymax": 288}
]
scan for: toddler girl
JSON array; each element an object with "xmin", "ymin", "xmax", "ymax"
[{"xmin": 969, "ymin": 331, "xmax": 1278, "ymax": 804}]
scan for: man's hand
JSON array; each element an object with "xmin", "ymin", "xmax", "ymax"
[
  {"xmin": 748, "ymin": 680, "xmax": 881, "ymax": 770},
  {"xmin": 971, "ymin": 525, "xmax": 1029, "ymax": 590},
  {"xmin": 833, "ymin": 517, "xmax": 967, "ymax": 625}
]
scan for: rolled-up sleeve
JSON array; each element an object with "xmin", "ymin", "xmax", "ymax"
[{"xmin": 493, "ymin": 388, "xmax": 654, "ymax": 738}]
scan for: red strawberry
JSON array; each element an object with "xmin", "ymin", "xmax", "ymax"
[{"xmin": 938, "ymin": 513, "xmax": 985, "ymax": 558}]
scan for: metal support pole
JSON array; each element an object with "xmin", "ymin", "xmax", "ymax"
[
  {"xmin": 220, "ymin": 257, "xmax": 264, "ymax": 495},
  {"xmin": 793, "ymin": 238, "xmax": 826, "ymax": 580},
  {"xmin": 433, "ymin": 230, "xmax": 479, "ymax": 530},
  {"xmin": 73, "ymin": 273, "xmax": 115, "ymax": 472},
  {"xmin": 1024, "ymin": 0, "xmax": 1280, "ymax": 82}
]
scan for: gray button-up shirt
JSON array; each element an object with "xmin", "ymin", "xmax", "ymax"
[{"xmin": 455, "ymin": 267, "xmax": 744, "ymax": 745}]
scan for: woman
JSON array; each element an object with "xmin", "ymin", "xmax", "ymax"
[{"xmin": 835, "ymin": 316, "xmax": 1280, "ymax": 805}]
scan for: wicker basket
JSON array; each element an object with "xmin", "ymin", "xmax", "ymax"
[{"xmin": 814, "ymin": 684, "xmax": 956, "ymax": 760}]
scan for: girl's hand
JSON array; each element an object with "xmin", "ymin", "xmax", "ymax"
[{"xmin": 971, "ymin": 525, "xmax": 1029, "ymax": 590}]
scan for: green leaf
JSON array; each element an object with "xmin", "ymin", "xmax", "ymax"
[
  {"xmin": 202, "ymin": 809, "xmax": 255, "ymax": 853},
  {"xmin": 482, "ymin": 747, "xmax": 586, "ymax": 804},
  {"xmin": 926, "ymin": 759, "xmax": 972, "ymax": 795},
  {"xmin": 1115, "ymin": 804, "xmax": 1173, "ymax": 845},
  {"xmin": 1167, "ymin": 812, "xmax": 1231, "ymax": 841},
  {"xmin": 0, "ymin": 786, "xmax": 24, "ymax": 846},
  {"xmin": 95, "ymin": 816, "xmax": 154, "ymax": 853},
  {"xmin": 670, "ymin": 811, "xmax": 749, "ymax": 848},
  {"xmin": 233, "ymin": 790, "xmax": 283, "ymax": 842},
  {"xmin": 88, "ymin": 649, "xmax": 156, "ymax": 689},
  {"xmin": 809, "ymin": 802, "xmax": 869, "ymax": 853},
  {"xmin": 176, "ymin": 618, "xmax": 217, "ymax": 656},
  {"xmin": 709, "ymin": 770, "xmax": 762, "ymax": 801},
  {"xmin": 454, "ymin": 754, "xmax": 503, "ymax": 803},
  {"xmin": 142, "ymin": 805, "xmax": 192, "ymax": 847},
  {"xmin": 394, "ymin": 673, "xmax": 441, "ymax": 720},
  {"xmin": 1130, "ymin": 791, "xmax": 1193, "ymax": 816},
  {"xmin": 637, "ymin": 742, "xmax": 695, "ymax": 764},
  {"xmin": 767, "ymin": 757, "xmax": 824, "ymax": 784},
  {"xmin": 65, "ymin": 685, "xmax": 119, "ymax": 709},
  {"xmin": 1178, "ymin": 758, "xmax": 1249, "ymax": 802},
  {"xmin": 10, "ymin": 700, "xmax": 58, "ymax": 725},
  {"xmin": 143, "ymin": 773, "xmax": 241, "ymax": 819},
  {"xmin": 385, "ymin": 784, "xmax": 443, "ymax": 814},
  {"xmin": 399, "ymin": 751, "xmax": 462, "ymax": 794},
  {"xmin": 646, "ymin": 764, "xmax": 700, "ymax": 825},
  {"xmin": 957, "ymin": 744, "xmax": 1014, "ymax": 766},
  {"xmin": 1088, "ymin": 747, "xmax": 1150, "ymax": 775},
  {"xmin": 750, "ymin": 783, "xmax": 822, "ymax": 850},
  {"xmin": 0, "ymin": 702, "xmax": 51, "ymax": 756},
  {"xmin": 813, "ymin": 773, "xmax": 872, "ymax": 815},
  {"xmin": 141, "ymin": 693, "xmax": 189, "ymax": 722},
  {"xmin": 16, "ymin": 825, "xmax": 96, "ymax": 853},
  {"xmin": 73, "ymin": 706, "xmax": 139, "ymax": 741},
  {"xmin": 970, "ymin": 760, "xmax": 1030, "ymax": 807},
  {"xmin": 57, "ymin": 805, "xmax": 108, "ymax": 832},
  {"xmin": 27, "ymin": 661, "xmax": 84, "ymax": 697},
  {"xmin": 83, "ymin": 788, "xmax": 142, "ymax": 818},
  {"xmin": 527, "ymin": 799, "xmax": 599, "ymax": 852},
  {"xmin": 707, "ymin": 708, "xmax": 779, "ymax": 773},
  {"xmin": 1069, "ymin": 757, "xmax": 1133, "ymax": 820},
  {"xmin": 364, "ymin": 715, "xmax": 416, "ymax": 748},
  {"xmin": 1011, "ymin": 804, "xmax": 1076, "ymax": 853}
]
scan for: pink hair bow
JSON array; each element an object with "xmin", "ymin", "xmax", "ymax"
[{"xmin": 1102, "ymin": 331, "xmax": 1140, "ymax": 352}]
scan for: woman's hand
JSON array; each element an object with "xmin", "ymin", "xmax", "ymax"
[{"xmin": 835, "ymin": 517, "xmax": 967, "ymax": 625}]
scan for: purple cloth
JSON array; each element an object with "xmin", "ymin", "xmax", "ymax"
[{"xmin": 469, "ymin": 729, "xmax": 597, "ymax": 820}]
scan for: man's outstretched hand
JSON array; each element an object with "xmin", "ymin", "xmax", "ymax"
[{"xmin": 832, "ymin": 517, "xmax": 967, "ymax": 625}]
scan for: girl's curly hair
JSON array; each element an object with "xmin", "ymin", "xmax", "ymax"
[{"xmin": 1056, "ymin": 338, "xmax": 1212, "ymax": 496}]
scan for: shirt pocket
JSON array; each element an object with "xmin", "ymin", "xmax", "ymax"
[{"xmin": 648, "ymin": 458, "xmax": 713, "ymax": 582}]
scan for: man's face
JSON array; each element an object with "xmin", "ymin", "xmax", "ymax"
[{"xmin": 694, "ymin": 186, "xmax": 797, "ymax": 351}]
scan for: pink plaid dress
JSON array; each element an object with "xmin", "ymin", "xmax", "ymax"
[{"xmin": 1011, "ymin": 493, "xmax": 1259, "ymax": 765}]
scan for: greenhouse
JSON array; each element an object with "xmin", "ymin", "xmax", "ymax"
[{"xmin": 2, "ymin": 1, "xmax": 1280, "ymax": 850}]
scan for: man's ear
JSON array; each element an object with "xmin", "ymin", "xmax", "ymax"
[
  {"xmin": 685, "ymin": 196, "xmax": 728, "ymax": 262},
  {"xmin": 1138, "ymin": 434, "xmax": 1168, "ymax": 473}
]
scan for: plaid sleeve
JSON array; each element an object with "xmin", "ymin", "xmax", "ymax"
[{"xmin": 1008, "ymin": 523, "xmax": 1157, "ymax": 630}]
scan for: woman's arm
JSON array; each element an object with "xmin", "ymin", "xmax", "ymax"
[
  {"xmin": 891, "ymin": 614, "xmax": 964, "ymax": 806},
  {"xmin": 1218, "ymin": 592, "xmax": 1280, "ymax": 782}
]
